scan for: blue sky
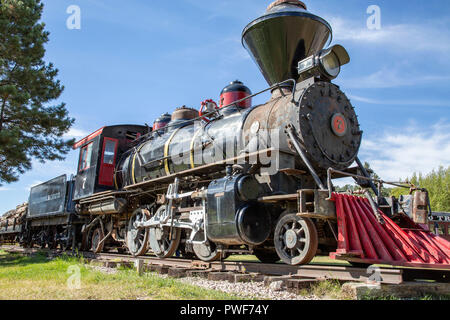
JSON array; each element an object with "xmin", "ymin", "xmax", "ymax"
[{"xmin": 1, "ymin": 0, "xmax": 449, "ymax": 213}]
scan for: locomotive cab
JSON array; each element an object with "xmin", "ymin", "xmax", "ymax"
[{"xmin": 72, "ymin": 125, "xmax": 148, "ymax": 200}]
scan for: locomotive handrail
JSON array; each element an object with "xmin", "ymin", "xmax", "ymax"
[
  {"xmin": 123, "ymin": 148, "xmax": 275, "ymax": 190},
  {"xmin": 326, "ymin": 167, "xmax": 426, "ymax": 224},
  {"xmin": 326, "ymin": 167, "xmax": 418, "ymax": 200},
  {"xmin": 135, "ymin": 79, "xmax": 298, "ymax": 143},
  {"xmin": 286, "ymin": 124, "xmax": 326, "ymax": 190}
]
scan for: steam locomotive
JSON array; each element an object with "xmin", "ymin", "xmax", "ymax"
[{"xmin": 0, "ymin": 0, "xmax": 433, "ymax": 265}]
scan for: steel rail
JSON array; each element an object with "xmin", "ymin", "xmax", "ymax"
[{"xmin": 83, "ymin": 252, "xmax": 404, "ymax": 284}]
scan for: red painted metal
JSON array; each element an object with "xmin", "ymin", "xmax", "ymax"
[
  {"xmin": 220, "ymin": 91, "xmax": 251, "ymax": 109},
  {"xmin": 330, "ymin": 193, "xmax": 450, "ymax": 269},
  {"xmin": 73, "ymin": 127, "xmax": 105, "ymax": 150},
  {"xmin": 342, "ymin": 196, "xmax": 363, "ymax": 257},
  {"xmin": 98, "ymin": 137, "xmax": 118, "ymax": 187}
]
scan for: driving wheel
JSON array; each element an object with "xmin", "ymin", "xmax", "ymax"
[
  {"xmin": 91, "ymin": 227, "xmax": 104, "ymax": 254},
  {"xmin": 126, "ymin": 208, "xmax": 150, "ymax": 257},
  {"xmin": 148, "ymin": 206, "xmax": 181, "ymax": 258},
  {"xmin": 192, "ymin": 231, "xmax": 221, "ymax": 262}
]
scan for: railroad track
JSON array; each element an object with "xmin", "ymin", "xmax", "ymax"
[{"xmin": 2, "ymin": 245, "xmax": 449, "ymax": 287}]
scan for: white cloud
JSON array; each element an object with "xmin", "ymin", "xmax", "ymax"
[
  {"xmin": 0, "ymin": 187, "xmax": 12, "ymax": 191},
  {"xmin": 358, "ymin": 120, "xmax": 450, "ymax": 181},
  {"xmin": 340, "ymin": 67, "xmax": 450, "ymax": 89},
  {"xmin": 348, "ymin": 94, "xmax": 450, "ymax": 107},
  {"xmin": 330, "ymin": 17, "xmax": 450, "ymax": 53},
  {"xmin": 65, "ymin": 128, "xmax": 89, "ymax": 139}
]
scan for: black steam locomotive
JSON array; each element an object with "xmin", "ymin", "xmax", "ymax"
[{"xmin": 0, "ymin": 0, "xmax": 377, "ymax": 265}]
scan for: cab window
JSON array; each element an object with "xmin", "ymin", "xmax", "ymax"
[
  {"xmin": 103, "ymin": 139, "xmax": 117, "ymax": 165},
  {"xmin": 79, "ymin": 143, "xmax": 93, "ymax": 171}
]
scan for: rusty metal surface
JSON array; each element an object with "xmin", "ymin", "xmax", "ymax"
[
  {"xmin": 413, "ymin": 191, "xmax": 429, "ymax": 224},
  {"xmin": 267, "ymin": 0, "xmax": 307, "ymax": 11},
  {"xmin": 258, "ymin": 194, "xmax": 298, "ymax": 203},
  {"xmin": 170, "ymin": 106, "xmax": 198, "ymax": 121}
]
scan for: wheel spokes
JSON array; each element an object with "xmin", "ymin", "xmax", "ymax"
[{"xmin": 274, "ymin": 214, "xmax": 318, "ymax": 265}]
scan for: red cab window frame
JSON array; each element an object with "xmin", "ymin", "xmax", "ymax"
[
  {"xmin": 98, "ymin": 137, "xmax": 119, "ymax": 186},
  {"xmin": 78, "ymin": 142, "xmax": 93, "ymax": 172}
]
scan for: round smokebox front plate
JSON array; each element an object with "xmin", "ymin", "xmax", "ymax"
[
  {"xmin": 297, "ymin": 81, "xmax": 362, "ymax": 171},
  {"xmin": 331, "ymin": 113, "xmax": 347, "ymax": 137}
]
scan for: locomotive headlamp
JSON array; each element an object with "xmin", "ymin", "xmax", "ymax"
[
  {"xmin": 297, "ymin": 45, "xmax": 350, "ymax": 81},
  {"xmin": 320, "ymin": 50, "xmax": 340, "ymax": 78}
]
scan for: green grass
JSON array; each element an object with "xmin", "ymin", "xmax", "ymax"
[
  {"xmin": 306, "ymin": 280, "xmax": 352, "ymax": 300},
  {"xmin": 0, "ymin": 251, "xmax": 240, "ymax": 300}
]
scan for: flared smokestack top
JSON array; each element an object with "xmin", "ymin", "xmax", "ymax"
[{"xmin": 242, "ymin": 0, "xmax": 332, "ymax": 86}]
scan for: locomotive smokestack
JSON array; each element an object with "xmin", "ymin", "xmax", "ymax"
[{"xmin": 242, "ymin": 0, "xmax": 332, "ymax": 86}]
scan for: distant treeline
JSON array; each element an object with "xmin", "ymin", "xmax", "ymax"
[{"xmin": 390, "ymin": 166, "xmax": 450, "ymax": 212}]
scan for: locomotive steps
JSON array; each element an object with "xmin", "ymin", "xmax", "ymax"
[{"xmin": 2, "ymin": 245, "xmax": 449, "ymax": 300}]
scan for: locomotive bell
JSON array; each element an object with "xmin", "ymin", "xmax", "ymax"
[
  {"xmin": 242, "ymin": 0, "xmax": 332, "ymax": 86},
  {"xmin": 219, "ymin": 80, "xmax": 252, "ymax": 109}
]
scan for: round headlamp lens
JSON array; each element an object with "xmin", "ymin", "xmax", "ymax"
[{"xmin": 320, "ymin": 51, "xmax": 340, "ymax": 78}]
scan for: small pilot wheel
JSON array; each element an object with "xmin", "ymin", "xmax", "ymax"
[
  {"xmin": 126, "ymin": 209, "xmax": 150, "ymax": 257},
  {"xmin": 274, "ymin": 214, "xmax": 318, "ymax": 266},
  {"xmin": 192, "ymin": 231, "xmax": 221, "ymax": 262},
  {"xmin": 91, "ymin": 227, "xmax": 104, "ymax": 254}
]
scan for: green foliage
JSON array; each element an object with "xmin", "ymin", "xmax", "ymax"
[
  {"xmin": 390, "ymin": 166, "xmax": 450, "ymax": 212},
  {"xmin": 0, "ymin": 251, "xmax": 240, "ymax": 300},
  {"xmin": 309, "ymin": 280, "xmax": 352, "ymax": 300},
  {"xmin": 0, "ymin": 0, "xmax": 74, "ymax": 184}
]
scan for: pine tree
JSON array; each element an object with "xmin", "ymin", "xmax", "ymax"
[{"xmin": 0, "ymin": 0, "xmax": 74, "ymax": 184}]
